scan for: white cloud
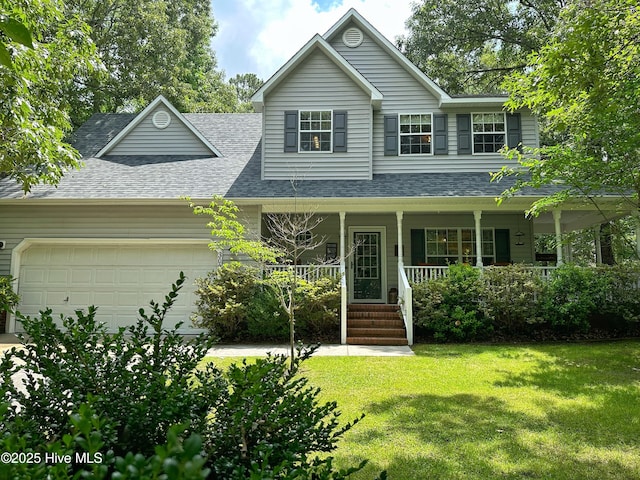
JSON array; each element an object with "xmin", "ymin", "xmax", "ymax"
[{"xmin": 211, "ymin": 0, "xmax": 414, "ymax": 81}]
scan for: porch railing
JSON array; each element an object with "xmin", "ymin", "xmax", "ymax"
[
  {"xmin": 398, "ymin": 264, "xmax": 414, "ymax": 346},
  {"xmin": 404, "ymin": 265, "xmax": 558, "ymax": 284},
  {"xmin": 264, "ymin": 264, "xmax": 341, "ymax": 282}
]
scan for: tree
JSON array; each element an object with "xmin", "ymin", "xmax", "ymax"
[
  {"xmin": 229, "ymin": 73, "xmax": 263, "ymax": 112},
  {"xmin": 494, "ymin": 0, "xmax": 640, "ymax": 258},
  {"xmin": 1, "ymin": 0, "xmax": 98, "ymax": 193},
  {"xmin": 64, "ymin": 0, "xmax": 239, "ymax": 125},
  {"xmin": 397, "ymin": 0, "xmax": 564, "ymax": 94}
]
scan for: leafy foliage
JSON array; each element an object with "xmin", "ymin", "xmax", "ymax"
[
  {"xmin": 412, "ymin": 263, "xmax": 493, "ymax": 342},
  {"xmin": 0, "ymin": 275, "xmax": 19, "ymax": 313},
  {"xmin": 1, "ymin": 0, "xmax": 98, "ymax": 192},
  {"xmin": 0, "ymin": 273, "xmax": 222, "ymax": 459},
  {"xmin": 192, "ymin": 263, "xmax": 340, "ymax": 342},
  {"xmin": 206, "ymin": 345, "xmax": 367, "ymax": 479},
  {"xmin": 0, "ymin": 274, "xmax": 372, "ymax": 478},
  {"xmin": 64, "ymin": 0, "xmax": 239, "ymax": 125},
  {"xmin": 496, "ymin": 0, "xmax": 640, "ymax": 219},
  {"xmin": 398, "ymin": 0, "xmax": 562, "ymax": 94}
]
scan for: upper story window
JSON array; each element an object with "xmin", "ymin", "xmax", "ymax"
[
  {"xmin": 472, "ymin": 113, "xmax": 506, "ymax": 153},
  {"xmin": 399, "ymin": 114, "xmax": 433, "ymax": 155},
  {"xmin": 299, "ymin": 110, "xmax": 332, "ymax": 152}
]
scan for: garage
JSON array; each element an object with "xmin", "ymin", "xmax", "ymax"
[{"xmin": 13, "ymin": 240, "xmax": 215, "ymax": 333}]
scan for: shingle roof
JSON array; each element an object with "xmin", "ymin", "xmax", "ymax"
[{"xmin": 0, "ymin": 112, "xmax": 547, "ymax": 201}]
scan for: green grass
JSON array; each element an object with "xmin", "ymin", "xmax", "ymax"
[{"xmin": 207, "ymin": 341, "xmax": 640, "ymax": 479}]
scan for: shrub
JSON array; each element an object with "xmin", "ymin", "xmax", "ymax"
[
  {"xmin": 293, "ymin": 275, "xmax": 341, "ymax": 341},
  {"xmin": 591, "ymin": 263, "xmax": 640, "ymax": 331},
  {"xmin": 482, "ymin": 264, "xmax": 545, "ymax": 334},
  {"xmin": 0, "ymin": 273, "xmax": 223, "ymax": 460},
  {"xmin": 541, "ymin": 264, "xmax": 599, "ymax": 333},
  {"xmin": 206, "ymin": 345, "xmax": 367, "ymax": 479},
  {"xmin": 0, "ymin": 275, "xmax": 19, "ymax": 313},
  {"xmin": 193, "ymin": 264, "xmax": 341, "ymax": 342},
  {"xmin": 1, "ymin": 274, "xmax": 373, "ymax": 478},
  {"xmin": 412, "ymin": 263, "xmax": 493, "ymax": 342},
  {"xmin": 192, "ymin": 262, "xmax": 290, "ymax": 341}
]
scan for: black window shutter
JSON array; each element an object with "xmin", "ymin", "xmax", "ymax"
[
  {"xmin": 506, "ymin": 113, "xmax": 522, "ymax": 151},
  {"xmin": 410, "ymin": 229, "xmax": 426, "ymax": 265},
  {"xmin": 333, "ymin": 111, "xmax": 347, "ymax": 152},
  {"xmin": 433, "ymin": 113, "xmax": 448, "ymax": 155},
  {"xmin": 457, "ymin": 114, "xmax": 472, "ymax": 154},
  {"xmin": 384, "ymin": 115, "xmax": 398, "ymax": 156},
  {"xmin": 284, "ymin": 111, "xmax": 298, "ymax": 152}
]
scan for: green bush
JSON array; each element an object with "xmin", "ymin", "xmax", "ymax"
[
  {"xmin": 0, "ymin": 273, "xmax": 223, "ymax": 460},
  {"xmin": 590, "ymin": 264, "xmax": 640, "ymax": 331},
  {"xmin": 482, "ymin": 264, "xmax": 545, "ymax": 334},
  {"xmin": 206, "ymin": 345, "xmax": 366, "ymax": 479},
  {"xmin": 193, "ymin": 263, "xmax": 341, "ymax": 342},
  {"xmin": 541, "ymin": 264, "xmax": 600, "ymax": 333},
  {"xmin": 0, "ymin": 274, "xmax": 374, "ymax": 479},
  {"xmin": 0, "ymin": 275, "xmax": 19, "ymax": 313},
  {"xmin": 412, "ymin": 263, "xmax": 493, "ymax": 342}
]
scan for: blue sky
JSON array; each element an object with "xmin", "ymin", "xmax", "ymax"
[{"xmin": 210, "ymin": 0, "xmax": 415, "ymax": 81}]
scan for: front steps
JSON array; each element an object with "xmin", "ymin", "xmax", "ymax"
[{"xmin": 346, "ymin": 304, "xmax": 408, "ymax": 346}]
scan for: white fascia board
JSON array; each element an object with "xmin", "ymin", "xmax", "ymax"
[
  {"xmin": 440, "ymin": 96, "xmax": 509, "ymax": 109},
  {"xmin": 323, "ymin": 8, "xmax": 451, "ymax": 103},
  {"xmin": 251, "ymin": 34, "xmax": 383, "ymax": 112},
  {"xmin": 95, "ymin": 95, "xmax": 223, "ymax": 158}
]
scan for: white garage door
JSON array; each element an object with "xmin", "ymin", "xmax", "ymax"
[{"xmin": 17, "ymin": 242, "xmax": 215, "ymax": 333}]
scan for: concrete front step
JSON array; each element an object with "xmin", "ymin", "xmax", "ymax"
[{"xmin": 347, "ymin": 336, "xmax": 409, "ymax": 346}]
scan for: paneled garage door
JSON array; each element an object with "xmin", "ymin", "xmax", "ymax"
[{"xmin": 17, "ymin": 241, "xmax": 214, "ymax": 333}]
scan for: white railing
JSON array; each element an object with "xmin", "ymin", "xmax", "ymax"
[
  {"xmin": 265, "ymin": 264, "xmax": 341, "ymax": 282},
  {"xmin": 398, "ymin": 264, "xmax": 413, "ymax": 346},
  {"xmin": 340, "ymin": 267, "xmax": 347, "ymax": 344},
  {"xmin": 404, "ymin": 265, "xmax": 450, "ymax": 283},
  {"xmin": 404, "ymin": 265, "xmax": 559, "ymax": 284}
]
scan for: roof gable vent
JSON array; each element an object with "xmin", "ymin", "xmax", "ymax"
[
  {"xmin": 342, "ymin": 27, "xmax": 363, "ymax": 48},
  {"xmin": 152, "ymin": 109, "xmax": 171, "ymax": 129}
]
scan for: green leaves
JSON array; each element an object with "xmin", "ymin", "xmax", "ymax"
[{"xmin": 0, "ymin": 15, "xmax": 33, "ymax": 67}]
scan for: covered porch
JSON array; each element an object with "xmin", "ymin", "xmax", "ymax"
[{"xmin": 256, "ymin": 197, "xmax": 635, "ymax": 346}]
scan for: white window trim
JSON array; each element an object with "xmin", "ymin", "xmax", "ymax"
[
  {"xmin": 424, "ymin": 227, "xmax": 496, "ymax": 264},
  {"xmin": 298, "ymin": 109, "xmax": 333, "ymax": 153},
  {"xmin": 398, "ymin": 112, "xmax": 434, "ymax": 156},
  {"xmin": 471, "ymin": 112, "xmax": 507, "ymax": 155}
]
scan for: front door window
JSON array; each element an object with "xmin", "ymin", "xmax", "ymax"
[{"xmin": 353, "ymin": 231, "xmax": 382, "ymax": 300}]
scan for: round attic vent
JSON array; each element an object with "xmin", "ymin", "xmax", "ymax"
[
  {"xmin": 152, "ymin": 109, "xmax": 171, "ymax": 129},
  {"xmin": 342, "ymin": 27, "xmax": 363, "ymax": 48}
]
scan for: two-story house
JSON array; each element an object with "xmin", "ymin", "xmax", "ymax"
[{"xmin": 0, "ymin": 9, "xmax": 626, "ymax": 343}]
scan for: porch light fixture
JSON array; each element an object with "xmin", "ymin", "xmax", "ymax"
[{"xmin": 515, "ymin": 230, "xmax": 525, "ymax": 246}]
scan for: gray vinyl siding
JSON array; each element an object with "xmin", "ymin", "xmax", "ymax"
[
  {"xmin": 108, "ymin": 105, "xmax": 213, "ymax": 156},
  {"xmin": 329, "ymin": 23, "xmax": 538, "ymax": 174},
  {"xmin": 262, "ymin": 50, "xmax": 372, "ymax": 180},
  {"xmin": 0, "ymin": 203, "xmax": 262, "ymax": 276}
]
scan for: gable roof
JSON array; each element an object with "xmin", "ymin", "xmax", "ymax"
[
  {"xmin": 251, "ymin": 33, "xmax": 383, "ymax": 112},
  {"xmin": 323, "ymin": 8, "xmax": 508, "ymax": 108},
  {"xmin": 95, "ymin": 95, "xmax": 223, "ymax": 157}
]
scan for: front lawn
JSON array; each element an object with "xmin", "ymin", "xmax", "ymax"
[{"xmin": 209, "ymin": 340, "xmax": 640, "ymax": 479}]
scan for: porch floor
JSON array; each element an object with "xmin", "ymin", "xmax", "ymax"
[{"xmin": 346, "ymin": 304, "xmax": 408, "ymax": 346}]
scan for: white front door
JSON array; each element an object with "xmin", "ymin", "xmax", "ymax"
[{"xmin": 349, "ymin": 227, "xmax": 386, "ymax": 303}]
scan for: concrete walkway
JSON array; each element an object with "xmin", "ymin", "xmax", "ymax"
[{"xmin": 0, "ymin": 334, "xmax": 414, "ymax": 357}]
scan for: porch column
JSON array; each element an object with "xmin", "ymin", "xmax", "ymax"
[
  {"xmin": 396, "ymin": 211, "xmax": 404, "ymax": 268},
  {"xmin": 474, "ymin": 210, "xmax": 483, "ymax": 267},
  {"xmin": 594, "ymin": 227, "xmax": 603, "ymax": 264},
  {"xmin": 553, "ymin": 209, "xmax": 564, "ymax": 265},
  {"xmin": 635, "ymin": 212, "xmax": 640, "ymax": 259},
  {"xmin": 339, "ymin": 212, "xmax": 347, "ymax": 345}
]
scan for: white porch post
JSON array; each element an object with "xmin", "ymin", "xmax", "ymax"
[
  {"xmin": 474, "ymin": 210, "xmax": 483, "ymax": 267},
  {"xmin": 634, "ymin": 212, "xmax": 640, "ymax": 259},
  {"xmin": 339, "ymin": 212, "xmax": 347, "ymax": 345},
  {"xmin": 553, "ymin": 209, "xmax": 564, "ymax": 265},
  {"xmin": 396, "ymin": 211, "xmax": 404, "ymax": 269},
  {"xmin": 594, "ymin": 227, "xmax": 603, "ymax": 264}
]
